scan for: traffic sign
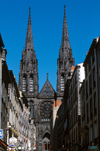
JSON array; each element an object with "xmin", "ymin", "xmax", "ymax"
[{"xmin": 0, "ymin": 129, "xmax": 3, "ymax": 138}]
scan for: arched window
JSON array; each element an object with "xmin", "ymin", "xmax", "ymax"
[
  {"xmin": 23, "ymin": 76, "xmax": 26, "ymax": 92},
  {"xmin": 29, "ymin": 76, "xmax": 33, "ymax": 92},
  {"xmin": 61, "ymin": 75, "xmax": 64, "ymax": 91}
]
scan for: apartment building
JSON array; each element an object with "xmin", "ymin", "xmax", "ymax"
[
  {"xmin": 80, "ymin": 37, "xmax": 100, "ymax": 151},
  {"xmin": 0, "ymin": 34, "xmax": 30, "ymax": 151},
  {"xmin": 63, "ymin": 66, "xmax": 75, "ymax": 150},
  {"xmin": 69, "ymin": 63, "xmax": 85, "ymax": 150},
  {"xmin": 19, "ymin": 91, "xmax": 29, "ymax": 150},
  {"xmin": 50, "ymin": 100, "xmax": 61, "ymax": 151}
]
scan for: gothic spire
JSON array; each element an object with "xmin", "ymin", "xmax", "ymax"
[
  {"xmin": 57, "ymin": 5, "xmax": 75, "ymax": 98},
  {"xmin": 25, "ymin": 7, "xmax": 34, "ymax": 49},
  {"xmin": 61, "ymin": 5, "xmax": 71, "ymax": 49}
]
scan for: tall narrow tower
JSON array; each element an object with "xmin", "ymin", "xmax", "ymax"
[
  {"xmin": 19, "ymin": 8, "xmax": 39, "ymax": 99},
  {"xmin": 57, "ymin": 5, "xmax": 75, "ymax": 99}
]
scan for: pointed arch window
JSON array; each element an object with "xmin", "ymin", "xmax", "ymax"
[
  {"xmin": 23, "ymin": 76, "xmax": 26, "ymax": 92},
  {"xmin": 61, "ymin": 75, "xmax": 64, "ymax": 91},
  {"xmin": 30, "ymin": 75, "xmax": 33, "ymax": 92}
]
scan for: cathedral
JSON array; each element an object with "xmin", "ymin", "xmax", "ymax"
[{"xmin": 19, "ymin": 5, "xmax": 74, "ymax": 151}]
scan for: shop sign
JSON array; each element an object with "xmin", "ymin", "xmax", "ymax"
[{"xmin": 89, "ymin": 146, "xmax": 98, "ymax": 149}]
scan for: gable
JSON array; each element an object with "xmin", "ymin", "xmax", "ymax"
[{"xmin": 38, "ymin": 80, "xmax": 55, "ymax": 99}]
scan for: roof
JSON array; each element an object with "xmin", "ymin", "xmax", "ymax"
[
  {"xmin": 0, "ymin": 34, "xmax": 5, "ymax": 49},
  {"xmin": 38, "ymin": 73, "xmax": 55, "ymax": 99},
  {"xmin": 84, "ymin": 37, "xmax": 100, "ymax": 66}
]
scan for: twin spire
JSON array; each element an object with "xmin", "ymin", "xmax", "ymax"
[
  {"xmin": 25, "ymin": 6, "xmax": 70, "ymax": 52},
  {"xmin": 25, "ymin": 7, "xmax": 34, "ymax": 50}
]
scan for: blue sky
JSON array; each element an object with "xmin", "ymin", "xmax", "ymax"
[{"xmin": 0, "ymin": 0, "xmax": 100, "ymax": 92}]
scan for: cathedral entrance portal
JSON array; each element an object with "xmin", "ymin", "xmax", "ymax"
[{"xmin": 42, "ymin": 132, "xmax": 50, "ymax": 151}]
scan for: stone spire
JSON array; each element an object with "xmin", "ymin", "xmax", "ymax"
[
  {"xmin": 25, "ymin": 7, "xmax": 34, "ymax": 49},
  {"xmin": 57, "ymin": 5, "xmax": 75, "ymax": 99},
  {"xmin": 61, "ymin": 5, "xmax": 70, "ymax": 48},
  {"xmin": 59, "ymin": 5, "xmax": 71, "ymax": 59},
  {"xmin": 19, "ymin": 7, "xmax": 38, "ymax": 97}
]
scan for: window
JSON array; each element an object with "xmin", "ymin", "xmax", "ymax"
[
  {"xmin": 43, "ymin": 92, "xmax": 47, "ymax": 96},
  {"xmin": 48, "ymin": 91, "xmax": 52, "ymax": 96},
  {"xmin": 93, "ymin": 67, "xmax": 96, "ymax": 88},
  {"xmin": 92, "ymin": 53, "xmax": 95, "ymax": 64},
  {"xmin": 94, "ymin": 92, "xmax": 97, "ymax": 115},
  {"xmin": 76, "ymin": 105, "xmax": 77, "ymax": 121},
  {"xmin": 89, "ymin": 75, "xmax": 92, "ymax": 95},
  {"xmin": 30, "ymin": 101, "xmax": 34, "ymax": 119},
  {"xmin": 94, "ymin": 122, "xmax": 97, "ymax": 138},
  {"xmin": 76, "ymin": 127, "xmax": 77, "ymax": 142},
  {"xmin": 90, "ymin": 98, "xmax": 92, "ymax": 119},
  {"xmin": 61, "ymin": 75, "xmax": 64, "ymax": 91},
  {"xmin": 90, "ymin": 126, "xmax": 92, "ymax": 141},
  {"xmin": 87, "ymin": 103, "xmax": 89, "ymax": 122},
  {"xmin": 89, "ymin": 58, "xmax": 91, "ymax": 71},
  {"xmin": 23, "ymin": 77, "xmax": 26, "ymax": 92},
  {"xmin": 46, "ymin": 86, "xmax": 50, "ymax": 91},
  {"xmin": 31, "ymin": 106, "xmax": 34, "ymax": 118},
  {"xmin": 30, "ymin": 76, "xmax": 33, "ymax": 92},
  {"xmin": 86, "ymin": 81, "xmax": 88, "ymax": 100}
]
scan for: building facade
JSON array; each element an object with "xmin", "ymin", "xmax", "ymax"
[
  {"xmin": 69, "ymin": 63, "xmax": 85, "ymax": 151},
  {"xmin": 50, "ymin": 100, "xmax": 61, "ymax": 151},
  {"xmin": 80, "ymin": 37, "xmax": 100, "ymax": 151},
  {"xmin": 0, "ymin": 34, "xmax": 30, "ymax": 151}
]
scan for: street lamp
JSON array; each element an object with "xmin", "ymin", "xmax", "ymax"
[{"xmin": 9, "ymin": 136, "xmax": 17, "ymax": 149}]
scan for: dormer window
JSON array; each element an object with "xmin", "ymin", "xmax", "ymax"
[
  {"xmin": 23, "ymin": 76, "xmax": 26, "ymax": 92},
  {"xmin": 29, "ymin": 76, "xmax": 33, "ymax": 92}
]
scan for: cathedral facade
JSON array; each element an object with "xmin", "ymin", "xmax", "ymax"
[{"xmin": 19, "ymin": 5, "xmax": 74, "ymax": 151}]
